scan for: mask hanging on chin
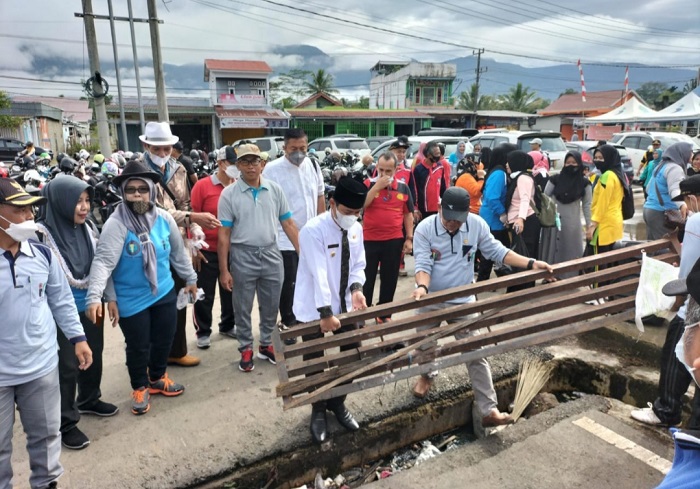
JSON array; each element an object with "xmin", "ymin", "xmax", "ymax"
[
  {"xmin": 149, "ymin": 151, "xmax": 170, "ymax": 168},
  {"xmin": 0, "ymin": 215, "xmax": 39, "ymax": 242}
]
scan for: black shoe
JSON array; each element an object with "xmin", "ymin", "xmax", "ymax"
[
  {"xmin": 61, "ymin": 427, "xmax": 90, "ymax": 450},
  {"xmin": 310, "ymin": 407, "xmax": 328, "ymax": 444},
  {"xmin": 329, "ymin": 403, "xmax": 360, "ymax": 432},
  {"xmin": 78, "ymin": 400, "xmax": 119, "ymax": 417}
]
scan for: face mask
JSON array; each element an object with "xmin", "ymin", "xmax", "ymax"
[
  {"xmin": 287, "ymin": 151, "xmax": 306, "ymax": 166},
  {"xmin": 675, "ymin": 328, "xmax": 699, "ymax": 387},
  {"xmin": 334, "ymin": 208, "xmax": 358, "ymax": 230},
  {"xmin": 225, "ymin": 165, "xmax": 240, "ymax": 179},
  {"xmin": 126, "ymin": 200, "xmax": 154, "ymax": 215},
  {"xmin": 563, "ymin": 166, "xmax": 578, "ymax": 175},
  {"xmin": 0, "ymin": 215, "xmax": 39, "ymax": 242},
  {"xmin": 149, "ymin": 151, "xmax": 170, "ymax": 168}
]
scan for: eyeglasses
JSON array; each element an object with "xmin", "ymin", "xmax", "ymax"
[
  {"xmin": 238, "ymin": 158, "xmax": 261, "ymax": 167},
  {"xmin": 124, "ymin": 186, "xmax": 150, "ymax": 195}
]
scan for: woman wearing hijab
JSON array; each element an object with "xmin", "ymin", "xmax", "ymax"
[
  {"xmin": 643, "ymin": 142, "xmax": 693, "ymax": 241},
  {"xmin": 529, "ymin": 150, "xmax": 550, "ymax": 191},
  {"xmin": 688, "ymin": 151, "xmax": 700, "ymax": 177},
  {"xmin": 37, "ymin": 176, "xmax": 118, "ymax": 450},
  {"xmin": 544, "ymin": 151, "xmax": 592, "ymax": 278},
  {"xmin": 505, "ymin": 151, "xmax": 540, "ymax": 258},
  {"xmin": 85, "ymin": 160, "xmax": 198, "ymax": 416},
  {"xmin": 448, "ymin": 140, "xmax": 470, "ymax": 178},
  {"xmin": 478, "ymin": 143, "xmax": 517, "ymax": 281},
  {"xmin": 587, "ymin": 144, "xmax": 627, "ymax": 255},
  {"xmin": 639, "ymin": 149, "xmax": 663, "ymax": 200},
  {"xmin": 455, "ymin": 155, "xmax": 486, "ymax": 214}
]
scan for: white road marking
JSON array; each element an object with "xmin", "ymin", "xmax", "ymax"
[{"xmin": 572, "ymin": 416, "xmax": 672, "ymax": 475}]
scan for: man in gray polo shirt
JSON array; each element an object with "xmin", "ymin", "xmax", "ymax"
[
  {"xmin": 218, "ymin": 144, "xmax": 299, "ymax": 372},
  {"xmin": 411, "ymin": 187, "xmax": 552, "ymax": 427}
]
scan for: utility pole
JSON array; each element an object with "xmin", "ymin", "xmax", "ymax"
[
  {"xmin": 127, "ymin": 0, "xmax": 146, "ymax": 134},
  {"xmin": 81, "ymin": 0, "xmax": 112, "ymax": 156},
  {"xmin": 147, "ymin": 0, "xmax": 169, "ymax": 122},
  {"xmin": 471, "ymin": 48, "xmax": 487, "ymax": 129},
  {"xmin": 107, "ymin": 0, "xmax": 128, "ymax": 151}
]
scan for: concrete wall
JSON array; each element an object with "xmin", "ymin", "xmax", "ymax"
[{"xmin": 208, "ymin": 70, "xmax": 269, "ymax": 107}]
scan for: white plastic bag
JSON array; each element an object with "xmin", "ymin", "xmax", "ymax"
[
  {"xmin": 176, "ymin": 287, "xmax": 205, "ymax": 310},
  {"xmin": 635, "ymin": 252, "xmax": 679, "ymax": 332}
]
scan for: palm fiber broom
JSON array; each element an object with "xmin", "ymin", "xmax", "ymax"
[{"xmin": 511, "ymin": 357, "xmax": 555, "ymax": 422}]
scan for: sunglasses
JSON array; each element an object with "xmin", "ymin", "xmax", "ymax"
[{"xmin": 124, "ymin": 186, "xmax": 150, "ymax": 195}]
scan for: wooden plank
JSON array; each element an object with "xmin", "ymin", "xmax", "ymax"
[
  {"xmin": 285, "ymin": 278, "xmax": 640, "ymax": 378},
  {"xmin": 280, "ymin": 239, "xmax": 675, "ymax": 340},
  {"xmin": 282, "ymin": 310, "xmax": 635, "ymax": 408},
  {"xmin": 278, "ymin": 290, "xmax": 635, "ymax": 404},
  {"xmin": 282, "ymin": 255, "xmax": 675, "ymax": 359}
]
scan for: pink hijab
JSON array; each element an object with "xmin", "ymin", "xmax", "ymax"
[{"xmin": 529, "ymin": 150, "xmax": 549, "ymax": 176}]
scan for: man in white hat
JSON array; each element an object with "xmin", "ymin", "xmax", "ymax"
[
  {"xmin": 529, "ymin": 137, "xmax": 543, "ymax": 152},
  {"xmin": 139, "ymin": 121, "xmax": 220, "ymax": 367}
]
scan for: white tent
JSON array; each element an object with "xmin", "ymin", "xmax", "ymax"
[
  {"xmin": 585, "ymin": 97, "xmax": 660, "ymax": 123},
  {"xmin": 649, "ymin": 91, "xmax": 700, "ymax": 122}
]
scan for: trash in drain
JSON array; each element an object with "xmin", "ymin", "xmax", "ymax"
[{"xmin": 291, "ymin": 430, "xmax": 474, "ymax": 488}]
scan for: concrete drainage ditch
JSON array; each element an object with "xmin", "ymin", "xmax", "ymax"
[{"xmin": 189, "ymin": 339, "xmax": 687, "ymax": 489}]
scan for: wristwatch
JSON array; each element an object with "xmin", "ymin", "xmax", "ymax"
[
  {"xmin": 415, "ymin": 284, "xmax": 429, "ymax": 293},
  {"xmin": 526, "ymin": 258, "xmax": 535, "ymax": 270}
]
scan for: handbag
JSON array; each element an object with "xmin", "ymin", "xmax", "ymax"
[
  {"xmin": 652, "ymin": 163, "xmax": 686, "ymax": 231},
  {"xmin": 494, "ymin": 231, "xmax": 529, "ymax": 277}
]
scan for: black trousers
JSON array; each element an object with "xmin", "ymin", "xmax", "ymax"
[
  {"xmin": 303, "ymin": 322, "xmax": 360, "ymax": 411},
  {"xmin": 279, "ymin": 250, "xmax": 299, "ymax": 326},
  {"xmin": 120, "ymin": 288, "xmax": 178, "ymax": 389},
  {"xmin": 653, "ymin": 314, "xmax": 700, "ymax": 428},
  {"xmin": 193, "ymin": 250, "xmax": 235, "ymax": 337},
  {"xmin": 169, "ymin": 268, "xmax": 189, "ymax": 358},
  {"xmin": 363, "ymin": 239, "xmax": 404, "ymax": 319},
  {"xmin": 58, "ymin": 310, "xmax": 105, "ymax": 433},
  {"xmin": 507, "ymin": 214, "xmax": 541, "ymax": 292},
  {"xmin": 478, "ymin": 229, "xmax": 510, "ymax": 282}
]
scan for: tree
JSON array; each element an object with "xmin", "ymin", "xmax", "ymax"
[
  {"xmin": 497, "ymin": 83, "xmax": 544, "ymax": 113},
  {"xmin": 457, "ymin": 83, "xmax": 498, "ymax": 111},
  {"xmin": 683, "ymin": 77, "xmax": 698, "ymax": 95},
  {"xmin": 560, "ymin": 88, "xmax": 577, "ymax": 96},
  {"xmin": 0, "ymin": 91, "xmax": 21, "ymax": 129},
  {"xmin": 303, "ymin": 69, "xmax": 339, "ymax": 96},
  {"xmin": 269, "ymin": 69, "xmax": 312, "ymax": 108},
  {"xmin": 636, "ymin": 82, "xmax": 668, "ymax": 105}
]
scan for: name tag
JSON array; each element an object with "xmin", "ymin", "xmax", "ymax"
[{"xmin": 328, "ymin": 244, "xmax": 339, "ymax": 249}]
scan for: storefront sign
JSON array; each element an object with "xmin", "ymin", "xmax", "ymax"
[
  {"xmin": 586, "ymin": 125, "xmax": 622, "ymax": 141},
  {"xmin": 220, "ymin": 117, "xmax": 289, "ymax": 129},
  {"xmin": 218, "ymin": 93, "xmax": 267, "ymax": 106}
]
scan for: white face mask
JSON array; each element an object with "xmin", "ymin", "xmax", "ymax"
[
  {"xmin": 0, "ymin": 215, "xmax": 39, "ymax": 242},
  {"xmin": 675, "ymin": 323, "xmax": 700, "ymax": 387},
  {"xmin": 334, "ymin": 208, "xmax": 358, "ymax": 230},
  {"xmin": 149, "ymin": 151, "xmax": 170, "ymax": 168},
  {"xmin": 225, "ymin": 165, "xmax": 240, "ymax": 179}
]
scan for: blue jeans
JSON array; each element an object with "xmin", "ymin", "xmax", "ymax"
[
  {"xmin": 119, "ymin": 288, "xmax": 177, "ymax": 390},
  {"xmin": 0, "ymin": 367, "xmax": 62, "ymax": 489}
]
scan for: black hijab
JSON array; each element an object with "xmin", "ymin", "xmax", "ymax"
[
  {"xmin": 506, "ymin": 150, "xmax": 533, "ymax": 175},
  {"xmin": 594, "ymin": 144, "xmax": 627, "ymax": 190},
  {"xmin": 484, "ymin": 143, "xmax": 517, "ymax": 185},
  {"xmin": 550, "ymin": 151, "xmax": 590, "ymax": 204},
  {"xmin": 479, "ymin": 147, "xmax": 492, "ymax": 169},
  {"xmin": 39, "ymin": 175, "xmax": 95, "ymax": 278}
]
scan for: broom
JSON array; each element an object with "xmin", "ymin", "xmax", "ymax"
[{"xmin": 511, "ymin": 357, "xmax": 555, "ymax": 422}]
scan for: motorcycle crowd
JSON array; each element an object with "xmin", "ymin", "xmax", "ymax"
[{"xmin": 0, "ymin": 141, "xmax": 370, "ymax": 227}]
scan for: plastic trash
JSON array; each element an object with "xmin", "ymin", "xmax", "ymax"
[
  {"xmin": 176, "ymin": 287, "xmax": 205, "ymax": 310},
  {"xmin": 413, "ymin": 441, "xmax": 441, "ymax": 466},
  {"xmin": 634, "ymin": 252, "xmax": 679, "ymax": 332}
]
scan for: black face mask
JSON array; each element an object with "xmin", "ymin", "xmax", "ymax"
[
  {"xmin": 563, "ymin": 166, "xmax": 578, "ymax": 175},
  {"xmin": 126, "ymin": 200, "xmax": 154, "ymax": 215}
]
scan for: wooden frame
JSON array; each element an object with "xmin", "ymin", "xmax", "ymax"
[{"xmin": 273, "ymin": 237, "xmax": 680, "ymax": 410}]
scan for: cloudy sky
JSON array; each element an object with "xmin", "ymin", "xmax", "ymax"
[{"xmin": 1, "ymin": 0, "xmax": 698, "ymax": 101}]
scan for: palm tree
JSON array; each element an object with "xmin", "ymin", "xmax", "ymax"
[
  {"xmin": 498, "ymin": 83, "xmax": 542, "ymax": 113},
  {"xmin": 457, "ymin": 83, "xmax": 497, "ymax": 111},
  {"xmin": 303, "ymin": 69, "xmax": 339, "ymax": 96}
]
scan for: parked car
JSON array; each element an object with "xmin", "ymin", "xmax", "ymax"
[
  {"xmin": 370, "ymin": 136, "xmax": 467, "ymax": 167},
  {"xmin": 416, "ymin": 128, "xmax": 479, "ymax": 138},
  {"xmin": 565, "ymin": 141, "xmax": 634, "ymax": 182},
  {"xmin": 365, "ymin": 136, "xmax": 394, "ymax": 151},
  {"xmin": 609, "ymin": 131, "xmax": 700, "ymax": 170},
  {"xmin": 468, "ymin": 131, "xmax": 567, "ymax": 169},
  {"xmin": 308, "ymin": 136, "xmax": 371, "ymax": 157},
  {"xmin": 0, "ymin": 138, "xmax": 54, "ymax": 163},
  {"xmin": 232, "ymin": 136, "xmax": 285, "ymax": 159}
]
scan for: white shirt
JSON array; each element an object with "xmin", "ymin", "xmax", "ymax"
[
  {"xmin": 293, "ymin": 212, "xmax": 366, "ymax": 322},
  {"xmin": 263, "ymin": 155, "xmax": 325, "ymax": 251}
]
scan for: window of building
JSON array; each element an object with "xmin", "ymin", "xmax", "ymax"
[
  {"xmin": 437, "ymin": 88, "xmax": 443, "ymax": 103},
  {"xmin": 415, "ymin": 87, "xmax": 421, "ymax": 103},
  {"xmin": 229, "ymin": 88, "xmax": 236, "ymax": 95},
  {"xmin": 257, "ymin": 89, "xmax": 266, "ymax": 97}
]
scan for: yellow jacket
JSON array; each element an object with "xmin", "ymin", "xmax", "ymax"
[{"xmin": 591, "ymin": 171, "xmax": 624, "ymax": 246}]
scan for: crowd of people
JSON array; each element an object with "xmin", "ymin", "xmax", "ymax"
[{"xmin": 2, "ymin": 121, "xmax": 700, "ymax": 488}]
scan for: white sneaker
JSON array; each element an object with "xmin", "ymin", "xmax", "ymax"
[
  {"xmin": 630, "ymin": 403, "xmax": 662, "ymax": 426},
  {"xmin": 196, "ymin": 335, "xmax": 211, "ymax": 349}
]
